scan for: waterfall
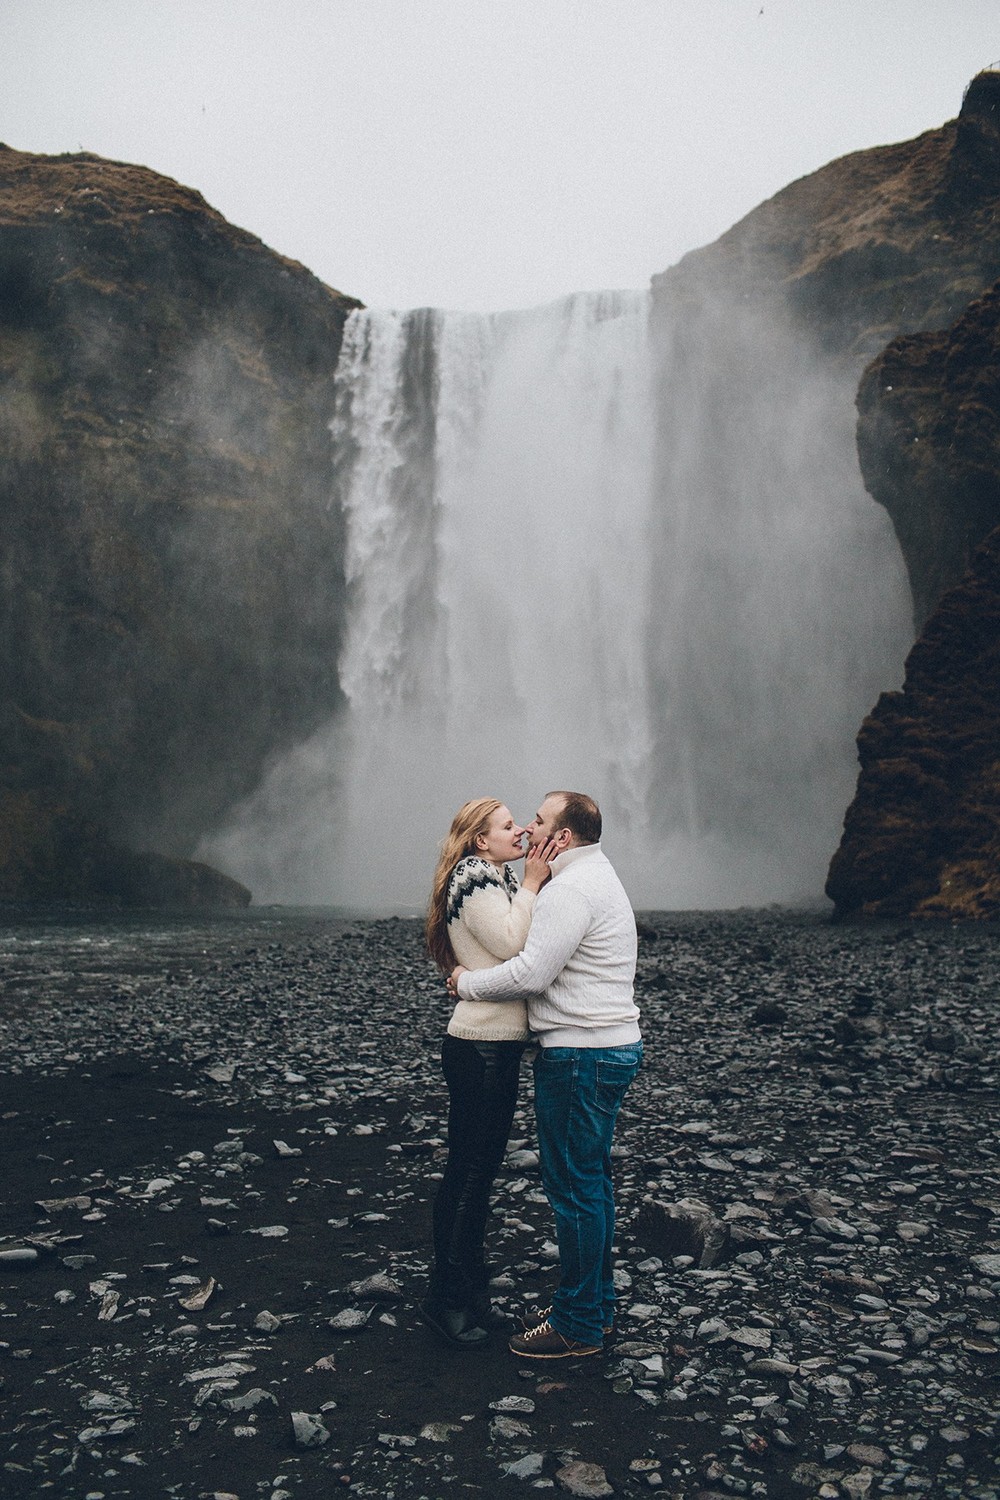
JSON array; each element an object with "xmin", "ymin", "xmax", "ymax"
[{"xmin": 203, "ymin": 288, "xmax": 912, "ymax": 910}]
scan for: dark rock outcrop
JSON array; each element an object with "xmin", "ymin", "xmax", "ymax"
[
  {"xmin": 856, "ymin": 279, "xmax": 1000, "ymax": 627},
  {"xmin": 0, "ymin": 790, "xmax": 251, "ymax": 907},
  {"xmin": 828, "ymin": 276, "xmax": 1000, "ymax": 922},
  {"xmin": 827, "ymin": 85, "xmax": 1000, "ymax": 920},
  {"xmin": 826, "ymin": 524, "xmax": 1000, "ymax": 920},
  {"xmin": 0, "ymin": 146, "xmax": 360, "ymax": 903}
]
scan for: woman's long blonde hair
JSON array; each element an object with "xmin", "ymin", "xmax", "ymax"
[{"xmin": 426, "ymin": 798, "xmax": 502, "ymax": 973}]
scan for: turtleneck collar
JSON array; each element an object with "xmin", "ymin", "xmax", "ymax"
[{"xmin": 550, "ymin": 840, "xmax": 602, "ymax": 876}]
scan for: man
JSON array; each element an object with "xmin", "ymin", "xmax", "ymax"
[{"xmin": 449, "ymin": 790, "xmax": 641, "ymax": 1359}]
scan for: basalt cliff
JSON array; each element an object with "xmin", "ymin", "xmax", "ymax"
[
  {"xmin": 822, "ymin": 74, "xmax": 1000, "ymax": 919},
  {"xmin": 0, "ymin": 146, "xmax": 359, "ymax": 904},
  {"xmin": 826, "ymin": 279, "xmax": 1000, "ymax": 918}
]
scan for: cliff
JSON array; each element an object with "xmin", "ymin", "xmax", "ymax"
[
  {"xmin": 648, "ymin": 73, "xmax": 1000, "ymax": 919},
  {"xmin": 856, "ymin": 279, "xmax": 1000, "ymax": 628},
  {"xmin": 0, "ymin": 146, "xmax": 360, "ymax": 904},
  {"xmin": 826, "ymin": 524, "xmax": 1000, "ymax": 919},
  {"xmin": 827, "ymin": 276, "xmax": 1000, "ymax": 919},
  {"xmin": 825, "ymin": 79, "xmax": 1000, "ymax": 919},
  {"xmin": 653, "ymin": 71, "xmax": 1000, "ymax": 373}
]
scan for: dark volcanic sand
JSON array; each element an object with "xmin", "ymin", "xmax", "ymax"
[{"xmin": 1, "ymin": 907, "xmax": 999, "ymax": 1500}]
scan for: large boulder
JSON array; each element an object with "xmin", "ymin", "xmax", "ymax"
[{"xmin": 0, "ymin": 146, "xmax": 359, "ymax": 902}]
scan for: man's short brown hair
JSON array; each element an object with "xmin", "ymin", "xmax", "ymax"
[{"xmin": 547, "ymin": 790, "xmax": 602, "ymax": 845}]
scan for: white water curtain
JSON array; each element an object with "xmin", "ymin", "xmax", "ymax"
[{"xmin": 203, "ymin": 290, "xmax": 911, "ymax": 909}]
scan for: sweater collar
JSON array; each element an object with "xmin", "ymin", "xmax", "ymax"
[{"xmin": 551, "ymin": 841, "xmax": 602, "ymax": 876}]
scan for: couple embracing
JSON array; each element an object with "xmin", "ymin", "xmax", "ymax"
[{"xmin": 423, "ymin": 790, "xmax": 642, "ymax": 1359}]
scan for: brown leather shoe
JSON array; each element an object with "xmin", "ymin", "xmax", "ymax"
[
  {"xmin": 508, "ymin": 1320, "xmax": 601, "ymax": 1359},
  {"xmin": 520, "ymin": 1302, "xmax": 552, "ymax": 1331},
  {"xmin": 521, "ymin": 1304, "xmax": 612, "ymax": 1336}
]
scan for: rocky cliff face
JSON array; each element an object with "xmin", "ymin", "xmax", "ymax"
[
  {"xmin": 825, "ymin": 78, "xmax": 1000, "ymax": 919},
  {"xmin": 856, "ymin": 280, "xmax": 1000, "ymax": 628},
  {"xmin": 0, "ymin": 146, "xmax": 359, "ymax": 903},
  {"xmin": 826, "ymin": 524, "xmax": 1000, "ymax": 919},
  {"xmin": 650, "ymin": 73, "xmax": 1000, "ymax": 919},
  {"xmin": 827, "ymin": 276, "xmax": 1000, "ymax": 918},
  {"xmin": 654, "ymin": 71, "xmax": 1000, "ymax": 375}
]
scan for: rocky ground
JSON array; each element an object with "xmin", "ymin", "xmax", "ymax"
[{"xmin": 1, "ymin": 906, "xmax": 999, "ymax": 1500}]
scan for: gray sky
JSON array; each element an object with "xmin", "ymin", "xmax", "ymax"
[{"xmin": 3, "ymin": 0, "xmax": 998, "ymax": 311}]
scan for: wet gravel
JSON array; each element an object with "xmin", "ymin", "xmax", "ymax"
[{"xmin": 1, "ymin": 905, "xmax": 999, "ymax": 1500}]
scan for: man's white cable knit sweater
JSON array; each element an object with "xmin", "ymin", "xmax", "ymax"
[
  {"xmin": 445, "ymin": 857, "xmax": 534, "ymax": 1042},
  {"xmin": 456, "ymin": 843, "xmax": 640, "ymax": 1048}
]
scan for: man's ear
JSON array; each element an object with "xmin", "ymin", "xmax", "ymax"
[{"xmin": 555, "ymin": 828, "xmax": 572, "ymax": 848}]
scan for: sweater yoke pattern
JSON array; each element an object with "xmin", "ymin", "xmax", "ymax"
[{"xmin": 446, "ymin": 857, "xmax": 518, "ymax": 927}]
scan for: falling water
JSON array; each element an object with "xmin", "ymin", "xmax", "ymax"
[{"xmin": 204, "ymin": 288, "xmax": 913, "ymax": 910}]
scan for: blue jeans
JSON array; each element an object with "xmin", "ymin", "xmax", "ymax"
[{"xmin": 532, "ymin": 1042, "xmax": 642, "ymax": 1345}]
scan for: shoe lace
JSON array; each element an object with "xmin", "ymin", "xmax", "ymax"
[{"xmin": 521, "ymin": 1319, "xmax": 555, "ymax": 1341}]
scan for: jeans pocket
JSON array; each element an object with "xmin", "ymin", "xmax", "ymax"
[{"xmin": 594, "ymin": 1058, "xmax": 639, "ymax": 1116}]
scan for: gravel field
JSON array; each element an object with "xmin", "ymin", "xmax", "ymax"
[{"xmin": 1, "ymin": 906, "xmax": 1000, "ymax": 1500}]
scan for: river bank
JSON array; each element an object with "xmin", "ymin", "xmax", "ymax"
[{"xmin": 1, "ymin": 907, "xmax": 999, "ymax": 1499}]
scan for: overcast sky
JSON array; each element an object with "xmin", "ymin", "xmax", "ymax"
[{"xmin": 3, "ymin": 1, "xmax": 998, "ymax": 311}]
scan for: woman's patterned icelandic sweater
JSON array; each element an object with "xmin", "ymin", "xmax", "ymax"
[{"xmin": 445, "ymin": 857, "xmax": 534, "ymax": 1041}]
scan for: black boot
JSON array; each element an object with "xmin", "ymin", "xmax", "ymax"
[
  {"xmin": 419, "ymin": 1268, "xmax": 488, "ymax": 1348},
  {"xmin": 467, "ymin": 1284, "xmax": 507, "ymax": 1330},
  {"xmin": 418, "ymin": 1294, "xmax": 489, "ymax": 1348}
]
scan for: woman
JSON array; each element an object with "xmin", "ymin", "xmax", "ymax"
[{"xmin": 422, "ymin": 797, "xmax": 552, "ymax": 1347}]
